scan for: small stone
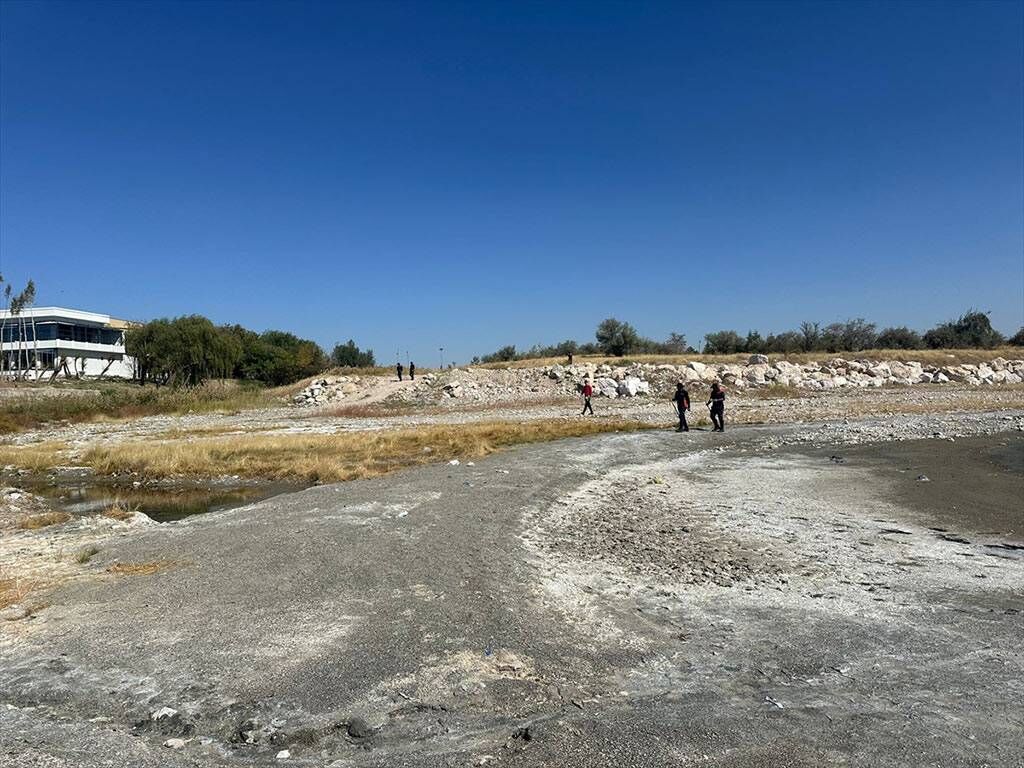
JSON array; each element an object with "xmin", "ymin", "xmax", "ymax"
[
  {"xmin": 151, "ymin": 706, "xmax": 178, "ymax": 721},
  {"xmin": 346, "ymin": 716, "xmax": 373, "ymax": 739},
  {"xmin": 0, "ymin": 604, "xmax": 32, "ymax": 621},
  {"xmin": 916, "ymin": 475, "xmax": 930, "ymax": 482},
  {"xmin": 276, "ymin": 750, "xmax": 291, "ymax": 760},
  {"xmin": 163, "ymin": 738, "xmax": 189, "ymax": 750}
]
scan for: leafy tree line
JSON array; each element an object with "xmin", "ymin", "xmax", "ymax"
[
  {"xmin": 702, "ymin": 311, "xmax": 1012, "ymax": 354},
  {"xmin": 473, "ymin": 311, "xmax": 1022, "ymax": 362},
  {"xmin": 473, "ymin": 318, "xmax": 690, "ymax": 363},
  {"xmin": 126, "ymin": 315, "xmax": 375, "ymax": 386}
]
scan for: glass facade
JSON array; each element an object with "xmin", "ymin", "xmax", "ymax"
[{"xmin": 1, "ymin": 321, "xmax": 122, "ymax": 345}]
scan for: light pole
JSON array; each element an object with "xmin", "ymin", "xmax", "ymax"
[{"xmin": 439, "ymin": 347, "xmax": 445, "ymax": 370}]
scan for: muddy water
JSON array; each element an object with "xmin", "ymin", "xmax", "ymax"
[{"xmin": 29, "ymin": 480, "xmax": 304, "ymax": 523}]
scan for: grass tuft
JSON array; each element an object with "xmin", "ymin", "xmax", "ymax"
[
  {"xmin": 75, "ymin": 545, "xmax": 101, "ymax": 564},
  {"xmin": 100, "ymin": 500, "xmax": 136, "ymax": 521}
]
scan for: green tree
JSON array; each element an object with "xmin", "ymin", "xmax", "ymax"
[
  {"xmin": 481, "ymin": 344, "xmax": 518, "ymax": 363},
  {"xmin": 331, "ymin": 340, "xmax": 375, "ymax": 368},
  {"xmin": 924, "ymin": 310, "xmax": 1004, "ymax": 349},
  {"xmin": 876, "ymin": 326, "xmax": 923, "ymax": 350},
  {"xmin": 799, "ymin": 322, "xmax": 821, "ymax": 352},
  {"xmin": 702, "ymin": 330, "xmax": 744, "ymax": 354},
  {"xmin": 595, "ymin": 318, "xmax": 641, "ymax": 356}
]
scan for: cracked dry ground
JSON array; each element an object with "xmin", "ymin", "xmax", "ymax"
[{"xmin": 2, "ymin": 416, "xmax": 1023, "ymax": 768}]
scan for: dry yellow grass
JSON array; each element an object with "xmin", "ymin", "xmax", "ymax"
[
  {"xmin": 106, "ymin": 560, "xmax": 176, "ymax": 576},
  {"xmin": 0, "ymin": 441, "xmax": 68, "ymax": 473},
  {"xmin": 81, "ymin": 419, "xmax": 655, "ymax": 483},
  {"xmin": 154, "ymin": 424, "xmax": 286, "ymax": 440},
  {"xmin": 17, "ymin": 511, "xmax": 72, "ymax": 530},
  {"xmin": 0, "ymin": 577, "xmax": 41, "ymax": 610},
  {"xmin": 314, "ymin": 395, "xmax": 575, "ymax": 419},
  {"xmin": 100, "ymin": 501, "xmax": 135, "ymax": 521},
  {"xmin": 477, "ymin": 347, "xmax": 1023, "ymax": 370}
]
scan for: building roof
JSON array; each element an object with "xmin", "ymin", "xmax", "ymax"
[{"xmin": 0, "ymin": 306, "xmax": 137, "ymax": 327}]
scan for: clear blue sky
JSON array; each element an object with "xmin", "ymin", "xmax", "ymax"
[{"xmin": 2, "ymin": 0, "xmax": 1022, "ymax": 364}]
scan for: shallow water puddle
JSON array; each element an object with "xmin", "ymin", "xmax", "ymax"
[{"xmin": 28, "ymin": 480, "xmax": 304, "ymax": 523}]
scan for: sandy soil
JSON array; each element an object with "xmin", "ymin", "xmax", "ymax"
[{"xmin": 1, "ymin": 412, "xmax": 1021, "ymax": 767}]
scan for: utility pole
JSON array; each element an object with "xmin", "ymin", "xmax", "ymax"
[{"xmin": 439, "ymin": 347, "xmax": 445, "ymax": 370}]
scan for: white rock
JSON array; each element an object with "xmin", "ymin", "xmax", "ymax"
[
  {"xmin": 163, "ymin": 738, "xmax": 189, "ymax": 750},
  {"xmin": 747, "ymin": 354, "xmax": 769, "ymax": 365},
  {"xmin": 594, "ymin": 377, "xmax": 619, "ymax": 398},
  {"xmin": 617, "ymin": 377, "xmax": 644, "ymax": 397}
]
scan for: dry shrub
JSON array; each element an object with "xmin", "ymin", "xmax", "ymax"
[
  {"xmin": 18, "ymin": 511, "xmax": 72, "ymax": 530},
  {"xmin": 82, "ymin": 419, "xmax": 655, "ymax": 484}
]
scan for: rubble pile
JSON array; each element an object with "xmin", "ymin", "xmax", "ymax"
[
  {"xmin": 291, "ymin": 356, "xmax": 1024, "ymax": 409},
  {"xmin": 410, "ymin": 355, "xmax": 1024, "ymax": 404},
  {"xmin": 291, "ymin": 375, "xmax": 365, "ymax": 407}
]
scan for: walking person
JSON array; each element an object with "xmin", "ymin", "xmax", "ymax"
[
  {"xmin": 672, "ymin": 382, "xmax": 690, "ymax": 432},
  {"xmin": 409, "ymin": 362, "xmax": 415, "ymax": 380},
  {"xmin": 581, "ymin": 379, "xmax": 595, "ymax": 416},
  {"xmin": 707, "ymin": 382, "xmax": 726, "ymax": 432},
  {"xmin": 396, "ymin": 362, "xmax": 404, "ymax": 382}
]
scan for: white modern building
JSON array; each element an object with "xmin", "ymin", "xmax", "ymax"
[{"xmin": 0, "ymin": 306, "xmax": 138, "ymax": 380}]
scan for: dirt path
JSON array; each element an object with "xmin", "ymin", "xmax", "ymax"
[{"xmin": 2, "ymin": 415, "xmax": 1022, "ymax": 767}]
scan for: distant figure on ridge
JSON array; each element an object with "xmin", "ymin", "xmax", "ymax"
[
  {"xmin": 409, "ymin": 362, "xmax": 415, "ymax": 380},
  {"xmin": 567, "ymin": 352, "xmax": 573, "ymax": 366},
  {"xmin": 396, "ymin": 362, "xmax": 404, "ymax": 381},
  {"xmin": 672, "ymin": 382, "xmax": 690, "ymax": 432},
  {"xmin": 581, "ymin": 379, "xmax": 594, "ymax": 416},
  {"xmin": 707, "ymin": 382, "xmax": 726, "ymax": 432}
]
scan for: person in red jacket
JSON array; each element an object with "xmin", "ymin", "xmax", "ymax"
[{"xmin": 581, "ymin": 379, "xmax": 594, "ymax": 416}]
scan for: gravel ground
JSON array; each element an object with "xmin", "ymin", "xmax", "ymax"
[
  {"xmin": 7, "ymin": 384, "xmax": 1024, "ymax": 452},
  {"xmin": 1, "ymin": 410, "xmax": 1022, "ymax": 767}
]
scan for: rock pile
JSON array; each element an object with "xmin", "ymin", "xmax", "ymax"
[
  {"xmin": 292, "ymin": 375, "xmax": 363, "ymax": 407},
  {"xmin": 292, "ymin": 356, "xmax": 1024, "ymax": 409},
  {"xmin": 535, "ymin": 355, "xmax": 1024, "ymax": 396}
]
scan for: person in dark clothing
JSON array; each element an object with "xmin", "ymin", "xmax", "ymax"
[
  {"xmin": 409, "ymin": 362, "xmax": 415, "ymax": 380},
  {"xmin": 581, "ymin": 380, "xmax": 594, "ymax": 415},
  {"xmin": 672, "ymin": 382, "xmax": 690, "ymax": 432},
  {"xmin": 707, "ymin": 382, "xmax": 725, "ymax": 432},
  {"xmin": 567, "ymin": 352, "xmax": 574, "ymax": 366},
  {"xmin": 396, "ymin": 363, "xmax": 404, "ymax": 382}
]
